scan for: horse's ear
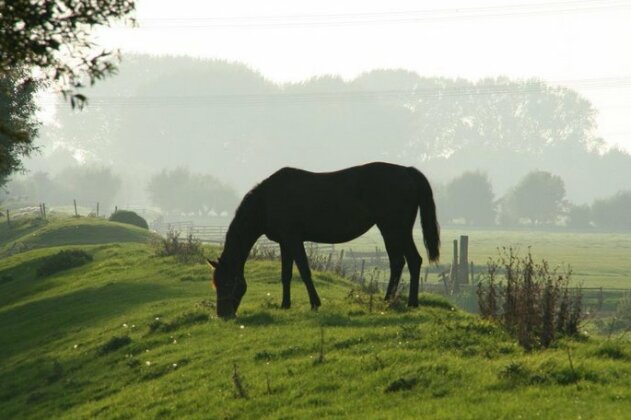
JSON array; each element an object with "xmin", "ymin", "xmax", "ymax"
[{"xmin": 207, "ymin": 259, "xmax": 219, "ymax": 269}]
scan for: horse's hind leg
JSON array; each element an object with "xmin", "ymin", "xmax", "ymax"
[
  {"xmin": 290, "ymin": 241, "xmax": 321, "ymax": 310},
  {"xmin": 404, "ymin": 236, "xmax": 423, "ymax": 307},
  {"xmin": 280, "ymin": 243, "xmax": 293, "ymax": 309},
  {"xmin": 379, "ymin": 227, "xmax": 405, "ymax": 301}
]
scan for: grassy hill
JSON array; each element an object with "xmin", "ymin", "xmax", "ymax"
[
  {"xmin": 0, "ymin": 215, "xmax": 156, "ymax": 256},
  {"xmin": 1, "ymin": 218, "xmax": 631, "ymax": 418}
]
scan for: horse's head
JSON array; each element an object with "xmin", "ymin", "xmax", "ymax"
[{"xmin": 207, "ymin": 258, "xmax": 247, "ymax": 319}]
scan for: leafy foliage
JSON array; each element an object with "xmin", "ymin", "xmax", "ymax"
[
  {"xmin": 36, "ymin": 249, "xmax": 93, "ymax": 277},
  {"xmin": 0, "ymin": 0, "xmax": 135, "ymax": 107},
  {"xmin": 109, "ymin": 210, "xmax": 148, "ymax": 230},
  {"xmin": 0, "ymin": 69, "xmax": 39, "ymax": 188}
]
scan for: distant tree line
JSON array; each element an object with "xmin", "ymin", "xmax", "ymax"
[
  {"xmin": 1, "ymin": 165, "xmax": 239, "ymax": 217},
  {"xmin": 437, "ymin": 170, "xmax": 631, "ymax": 230},
  {"xmin": 37, "ymin": 55, "xmax": 631, "ymax": 203},
  {"xmin": 3, "ymin": 167, "xmax": 121, "ymax": 209},
  {"xmin": 146, "ymin": 167, "xmax": 238, "ymax": 215}
]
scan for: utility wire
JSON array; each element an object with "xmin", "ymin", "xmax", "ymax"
[
  {"xmin": 43, "ymin": 76, "xmax": 631, "ymax": 107},
  {"xmin": 131, "ymin": 0, "xmax": 631, "ymax": 29}
]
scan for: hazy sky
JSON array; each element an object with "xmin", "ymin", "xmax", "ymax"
[{"xmin": 97, "ymin": 0, "xmax": 631, "ymax": 152}]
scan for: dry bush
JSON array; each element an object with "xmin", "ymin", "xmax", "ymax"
[
  {"xmin": 477, "ymin": 248, "xmax": 582, "ymax": 350},
  {"xmin": 152, "ymin": 228, "xmax": 204, "ymax": 263}
]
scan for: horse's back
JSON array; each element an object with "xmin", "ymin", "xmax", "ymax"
[{"xmin": 259, "ymin": 163, "xmax": 421, "ymax": 243}]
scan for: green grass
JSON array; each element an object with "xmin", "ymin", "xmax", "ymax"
[
  {"xmin": 2, "ymin": 218, "xmax": 631, "ymax": 418},
  {"xmin": 0, "ymin": 215, "xmax": 156, "ymax": 256}
]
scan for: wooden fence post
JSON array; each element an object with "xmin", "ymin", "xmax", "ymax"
[
  {"xmin": 6, "ymin": 209, "xmax": 10, "ymax": 228},
  {"xmin": 73, "ymin": 199, "xmax": 78, "ymax": 217},
  {"xmin": 42, "ymin": 203, "xmax": 46, "ymax": 220},
  {"xmin": 450, "ymin": 239, "xmax": 459, "ymax": 293},
  {"xmin": 96, "ymin": 202, "xmax": 100, "ymax": 217},
  {"xmin": 459, "ymin": 235, "xmax": 469, "ymax": 284},
  {"xmin": 360, "ymin": 259, "xmax": 365, "ymax": 285},
  {"xmin": 325, "ymin": 252, "xmax": 333, "ymax": 271},
  {"xmin": 422, "ymin": 267, "xmax": 429, "ymax": 293}
]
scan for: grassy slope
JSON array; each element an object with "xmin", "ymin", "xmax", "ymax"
[
  {"xmin": 1, "ymin": 219, "xmax": 631, "ymax": 418},
  {"xmin": 0, "ymin": 215, "xmax": 155, "ymax": 255}
]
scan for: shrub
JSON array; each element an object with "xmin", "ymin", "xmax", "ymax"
[
  {"xmin": 152, "ymin": 228, "xmax": 204, "ymax": 263},
  {"xmin": 37, "ymin": 249, "xmax": 93, "ymax": 277},
  {"xmin": 98, "ymin": 335, "xmax": 132, "ymax": 355},
  {"xmin": 477, "ymin": 248, "xmax": 582, "ymax": 350},
  {"xmin": 109, "ymin": 210, "xmax": 149, "ymax": 229}
]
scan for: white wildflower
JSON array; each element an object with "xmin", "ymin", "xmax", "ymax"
[{"xmin": 145, "ymin": 361, "xmax": 151, "ymax": 366}]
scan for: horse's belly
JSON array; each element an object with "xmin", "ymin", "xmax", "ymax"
[{"xmin": 303, "ymin": 220, "xmax": 374, "ymax": 244}]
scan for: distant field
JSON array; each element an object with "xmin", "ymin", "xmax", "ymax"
[{"xmin": 333, "ymin": 227, "xmax": 631, "ymax": 289}]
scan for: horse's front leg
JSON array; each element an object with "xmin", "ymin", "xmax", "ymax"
[{"xmin": 280, "ymin": 243, "xmax": 293, "ymax": 309}]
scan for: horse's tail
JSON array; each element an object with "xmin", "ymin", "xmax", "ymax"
[{"xmin": 410, "ymin": 168, "xmax": 440, "ymax": 262}]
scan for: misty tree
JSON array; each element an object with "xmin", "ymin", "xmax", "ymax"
[
  {"xmin": 147, "ymin": 168, "xmax": 239, "ymax": 215},
  {"xmin": 0, "ymin": 70, "xmax": 39, "ymax": 188},
  {"xmin": 501, "ymin": 171, "xmax": 566, "ymax": 225},
  {"xmin": 3, "ymin": 172, "xmax": 56, "ymax": 204},
  {"xmin": 410, "ymin": 77, "xmax": 601, "ymax": 158},
  {"xmin": 54, "ymin": 166, "xmax": 122, "ymax": 207},
  {"xmin": 566, "ymin": 204, "xmax": 592, "ymax": 229},
  {"xmin": 3, "ymin": 167, "xmax": 121, "ymax": 207},
  {"xmin": 592, "ymin": 191, "xmax": 631, "ymax": 231},
  {"xmin": 446, "ymin": 171, "xmax": 495, "ymax": 225},
  {"xmin": 443, "ymin": 171, "xmax": 495, "ymax": 225}
]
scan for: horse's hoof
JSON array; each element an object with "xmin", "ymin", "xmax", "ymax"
[
  {"xmin": 407, "ymin": 302, "xmax": 419, "ymax": 308},
  {"xmin": 311, "ymin": 305, "xmax": 319, "ymax": 311},
  {"xmin": 281, "ymin": 303, "xmax": 291, "ymax": 310}
]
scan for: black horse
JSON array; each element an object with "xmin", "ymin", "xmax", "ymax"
[{"xmin": 207, "ymin": 162, "xmax": 440, "ymax": 318}]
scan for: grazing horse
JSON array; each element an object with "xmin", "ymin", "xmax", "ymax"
[{"xmin": 207, "ymin": 162, "xmax": 440, "ymax": 318}]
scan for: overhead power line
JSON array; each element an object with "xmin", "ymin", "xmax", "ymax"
[
  {"xmin": 43, "ymin": 76, "xmax": 631, "ymax": 108},
  {"xmin": 132, "ymin": 0, "xmax": 631, "ymax": 29}
]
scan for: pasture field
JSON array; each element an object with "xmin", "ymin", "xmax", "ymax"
[
  {"xmin": 2, "ymin": 217, "xmax": 631, "ymax": 418},
  {"xmin": 336, "ymin": 227, "xmax": 631, "ymax": 289}
]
